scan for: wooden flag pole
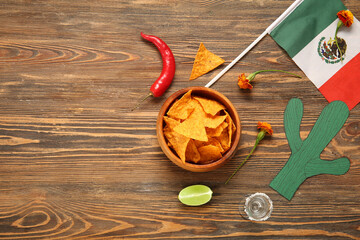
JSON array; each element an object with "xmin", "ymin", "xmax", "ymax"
[{"xmin": 205, "ymin": 0, "xmax": 304, "ymax": 88}]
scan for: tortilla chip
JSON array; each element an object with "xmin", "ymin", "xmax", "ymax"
[
  {"xmin": 163, "ymin": 128, "xmax": 190, "ymax": 162},
  {"xmin": 197, "ymin": 145, "xmax": 223, "ymax": 163},
  {"xmin": 204, "ymin": 114, "xmax": 227, "ymax": 129},
  {"xmin": 195, "ymin": 137, "xmax": 224, "ymax": 154},
  {"xmin": 163, "ymin": 116, "xmax": 180, "ymax": 129},
  {"xmin": 206, "ymin": 121, "xmax": 228, "ymax": 137},
  {"xmin": 225, "ymin": 111, "xmax": 235, "ymax": 147},
  {"xmin": 173, "ymin": 117, "xmax": 208, "ymax": 142},
  {"xmin": 167, "ymin": 90, "xmax": 196, "ymax": 120},
  {"xmin": 185, "ymin": 139, "xmax": 201, "ymax": 163},
  {"xmin": 193, "ymin": 96, "xmax": 225, "ymax": 116},
  {"xmin": 186, "ymin": 99, "xmax": 226, "ymax": 129},
  {"xmin": 189, "ymin": 43, "xmax": 225, "ymax": 81},
  {"xmin": 216, "ymin": 126, "xmax": 231, "ymax": 152},
  {"xmin": 231, "ymin": 118, "xmax": 237, "ymax": 136},
  {"xmin": 163, "ymin": 117, "xmax": 191, "ymax": 161},
  {"xmin": 216, "ymin": 111, "xmax": 236, "ymax": 152},
  {"xmin": 210, "ymin": 138, "xmax": 225, "ymax": 153},
  {"xmin": 172, "ymin": 101, "xmax": 209, "ymax": 142},
  {"xmin": 186, "ymin": 100, "xmax": 206, "ymax": 121}
]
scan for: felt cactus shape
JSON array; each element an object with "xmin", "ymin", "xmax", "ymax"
[{"xmin": 270, "ymin": 98, "xmax": 351, "ymax": 200}]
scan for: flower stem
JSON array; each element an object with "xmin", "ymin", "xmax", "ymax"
[
  {"xmin": 335, "ymin": 21, "xmax": 343, "ymax": 62},
  {"xmin": 253, "ymin": 69, "xmax": 302, "ymax": 78},
  {"xmin": 225, "ymin": 138, "xmax": 260, "ymax": 185}
]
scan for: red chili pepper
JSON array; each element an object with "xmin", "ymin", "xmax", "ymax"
[{"xmin": 131, "ymin": 33, "xmax": 175, "ymax": 111}]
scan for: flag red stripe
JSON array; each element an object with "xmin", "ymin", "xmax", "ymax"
[{"xmin": 319, "ymin": 52, "xmax": 360, "ymax": 110}]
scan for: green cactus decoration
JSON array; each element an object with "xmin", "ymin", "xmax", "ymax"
[{"xmin": 270, "ymin": 98, "xmax": 351, "ymax": 200}]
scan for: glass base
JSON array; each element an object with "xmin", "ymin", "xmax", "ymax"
[{"xmin": 239, "ymin": 193, "xmax": 273, "ymax": 221}]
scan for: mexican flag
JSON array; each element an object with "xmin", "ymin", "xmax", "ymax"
[{"xmin": 270, "ymin": 0, "xmax": 360, "ymax": 110}]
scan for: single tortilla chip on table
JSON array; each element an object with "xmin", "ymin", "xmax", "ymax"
[{"xmin": 189, "ymin": 43, "xmax": 225, "ymax": 81}]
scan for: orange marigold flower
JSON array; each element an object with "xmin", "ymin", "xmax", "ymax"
[
  {"xmin": 237, "ymin": 73, "xmax": 253, "ymax": 89},
  {"xmin": 257, "ymin": 121, "xmax": 273, "ymax": 136},
  {"xmin": 337, "ymin": 10, "xmax": 354, "ymax": 27}
]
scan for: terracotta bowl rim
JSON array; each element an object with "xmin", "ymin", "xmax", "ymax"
[{"xmin": 156, "ymin": 86, "xmax": 241, "ymax": 172}]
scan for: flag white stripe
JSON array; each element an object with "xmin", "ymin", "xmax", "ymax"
[{"xmin": 293, "ymin": 17, "xmax": 360, "ymax": 88}]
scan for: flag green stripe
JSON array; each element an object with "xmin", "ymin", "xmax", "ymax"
[{"xmin": 270, "ymin": 0, "xmax": 346, "ymax": 58}]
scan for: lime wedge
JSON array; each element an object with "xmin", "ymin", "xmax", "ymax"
[{"xmin": 178, "ymin": 185, "xmax": 213, "ymax": 206}]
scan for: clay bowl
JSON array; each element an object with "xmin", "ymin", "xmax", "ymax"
[{"xmin": 156, "ymin": 86, "xmax": 241, "ymax": 172}]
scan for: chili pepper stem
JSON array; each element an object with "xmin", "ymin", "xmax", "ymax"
[{"xmin": 130, "ymin": 92, "xmax": 153, "ymax": 111}]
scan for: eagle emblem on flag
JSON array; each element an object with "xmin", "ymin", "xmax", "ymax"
[{"xmin": 317, "ymin": 36, "xmax": 347, "ymax": 64}]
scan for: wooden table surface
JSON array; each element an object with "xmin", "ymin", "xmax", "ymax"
[{"xmin": 0, "ymin": 0, "xmax": 359, "ymax": 239}]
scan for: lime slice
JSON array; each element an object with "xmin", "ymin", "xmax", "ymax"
[{"xmin": 178, "ymin": 185, "xmax": 213, "ymax": 206}]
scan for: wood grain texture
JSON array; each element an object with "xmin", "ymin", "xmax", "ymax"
[{"xmin": 0, "ymin": 0, "xmax": 359, "ymax": 239}]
